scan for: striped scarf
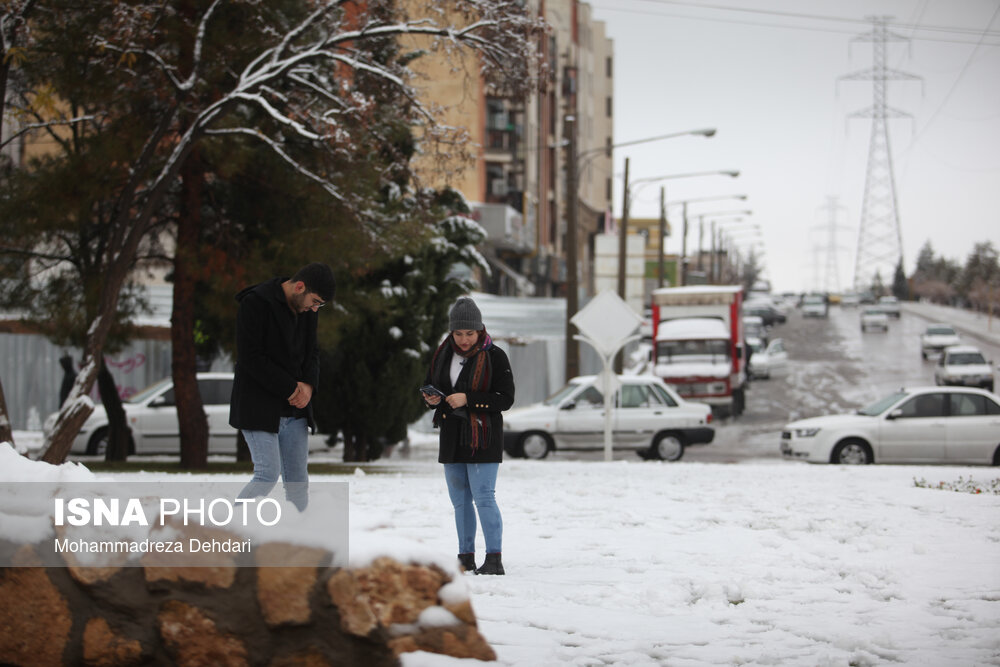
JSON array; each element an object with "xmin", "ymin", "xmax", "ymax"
[{"xmin": 431, "ymin": 329, "xmax": 493, "ymax": 454}]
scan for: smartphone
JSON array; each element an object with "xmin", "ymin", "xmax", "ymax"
[{"xmin": 419, "ymin": 384, "xmax": 447, "ymax": 398}]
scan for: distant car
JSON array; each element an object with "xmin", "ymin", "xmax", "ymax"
[
  {"xmin": 749, "ymin": 337, "xmax": 788, "ymax": 380},
  {"xmin": 744, "ymin": 301, "xmax": 785, "ymax": 326},
  {"xmin": 801, "ymin": 295, "xmax": 828, "ymax": 318},
  {"xmin": 43, "ymin": 372, "xmax": 238, "ymax": 455},
  {"xmin": 860, "ymin": 307, "xmax": 889, "ymax": 332},
  {"xmin": 840, "ymin": 293, "xmax": 860, "ymax": 308},
  {"xmin": 503, "ymin": 375, "xmax": 714, "ymax": 461},
  {"xmin": 876, "ymin": 295, "xmax": 901, "ymax": 318},
  {"xmin": 920, "ymin": 324, "xmax": 962, "ymax": 359},
  {"xmin": 781, "ymin": 386, "xmax": 1000, "ymax": 465},
  {"xmin": 743, "ymin": 315, "xmax": 767, "ymax": 344},
  {"xmin": 935, "ymin": 345, "xmax": 994, "ymax": 392}
]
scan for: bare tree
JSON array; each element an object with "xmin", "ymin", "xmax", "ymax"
[{"xmin": 7, "ymin": 0, "xmax": 541, "ymax": 464}]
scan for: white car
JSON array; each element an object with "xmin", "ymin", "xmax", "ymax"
[
  {"xmin": 840, "ymin": 293, "xmax": 860, "ymax": 308},
  {"xmin": 920, "ymin": 324, "xmax": 962, "ymax": 359},
  {"xmin": 781, "ymin": 386, "xmax": 1000, "ymax": 465},
  {"xmin": 748, "ymin": 337, "xmax": 788, "ymax": 379},
  {"xmin": 743, "ymin": 315, "xmax": 767, "ymax": 343},
  {"xmin": 935, "ymin": 345, "xmax": 994, "ymax": 393},
  {"xmin": 876, "ymin": 295, "xmax": 901, "ymax": 318},
  {"xmin": 860, "ymin": 307, "xmax": 889, "ymax": 332},
  {"xmin": 801, "ymin": 295, "xmax": 828, "ymax": 318},
  {"xmin": 43, "ymin": 372, "xmax": 238, "ymax": 455},
  {"xmin": 503, "ymin": 375, "xmax": 714, "ymax": 461}
]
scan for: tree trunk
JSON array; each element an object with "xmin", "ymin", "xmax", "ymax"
[
  {"xmin": 99, "ymin": 360, "xmax": 131, "ymax": 461},
  {"xmin": 174, "ymin": 147, "xmax": 209, "ymax": 470},
  {"xmin": 0, "ymin": 374, "xmax": 14, "ymax": 447}
]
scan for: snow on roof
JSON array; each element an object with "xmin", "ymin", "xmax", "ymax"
[{"xmin": 656, "ymin": 317, "xmax": 730, "ymax": 340}]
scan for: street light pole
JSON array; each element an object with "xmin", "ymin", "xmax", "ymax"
[
  {"xmin": 657, "ymin": 186, "xmax": 667, "ymax": 287},
  {"xmin": 565, "ymin": 114, "xmax": 580, "ymax": 381},
  {"xmin": 565, "ymin": 127, "xmax": 716, "ymax": 381},
  {"xmin": 617, "ymin": 157, "xmax": 630, "ymax": 301}
]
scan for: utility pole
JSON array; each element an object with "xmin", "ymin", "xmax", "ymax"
[
  {"xmin": 680, "ymin": 202, "xmax": 689, "ymax": 285},
  {"xmin": 815, "ymin": 195, "xmax": 850, "ymax": 293},
  {"xmin": 615, "ymin": 157, "xmax": 630, "ymax": 373},
  {"xmin": 565, "ymin": 114, "xmax": 580, "ymax": 381},
  {"xmin": 657, "ymin": 186, "xmax": 667, "ymax": 287},
  {"xmin": 617, "ymin": 157, "xmax": 630, "ymax": 301},
  {"xmin": 840, "ymin": 15, "xmax": 920, "ymax": 293}
]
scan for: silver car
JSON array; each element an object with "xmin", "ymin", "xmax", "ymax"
[{"xmin": 935, "ymin": 345, "xmax": 994, "ymax": 393}]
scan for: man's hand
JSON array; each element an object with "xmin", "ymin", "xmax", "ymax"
[
  {"xmin": 446, "ymin": 392, "xmax": 467, "ymax": 409},
  {"xmin": 288, "ymin": 382, "xmax": 314, "ymax": 409},
  {"xmin": 422, "ymin": 392, "xmax": 442, "ymax": 406}
]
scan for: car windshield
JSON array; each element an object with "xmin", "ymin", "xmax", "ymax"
[
  {"xmin": 862, "ymin": 309, "xmax": 882, "ymax": 316},
  {"xmin": 803, "ymin": 296, "xmax": 824, "ymax": 304},
  {"xmin": 126, "ymin": 377, "xmax": 173, "ymax": 404},
  {"xmin": 926, "ymin": 327, "xmax": 955, "ymax": 336},
  {"xmin": 543, "ymin": 382, "xmax": 586, "ymax": 406},
  {"xmin": 856, "ymin": 390, "xmax": 908, "ymax": 416},
  {"xmin": 947, "ymin": 352, "xmax": 986, "ymax": 365},
  {"xmin": 656, "ymin": 339, "xmax": 730, "ymax": 361}
]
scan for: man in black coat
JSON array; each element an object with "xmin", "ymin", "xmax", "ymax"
[{"xmin": 230, "ymin": 262, "xmax": 335, "ymax": 510}]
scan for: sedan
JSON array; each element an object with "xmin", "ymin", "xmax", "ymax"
[
  {"xmin": 781, "ymin": 386, "xmax": 1000, "ymax": 465},
  {"xmin": 860, "ymin": 307, "xmax": 889, "ymax": 332},
  {"xmin": 748, "ymin": 337, "xmax": 788, "ymax": 379},
  {"xmin": 920, "ymin": 324, "xmax": 961, "ymax": 359},
  {"xmin": 44, "ymin": 372, "xmax": 238, "ymax": 455},
  {"xmin": 935, "ymin": 345, "xmax": 994, "ymax": 392},
  {"xmin": 503, "ymin": 375, "xmax": 714, "ymax": 461}
]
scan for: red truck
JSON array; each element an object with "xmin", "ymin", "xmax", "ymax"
[{"xmin": 650, "ymin": 285, "xmax": 747, "ymax": 417}]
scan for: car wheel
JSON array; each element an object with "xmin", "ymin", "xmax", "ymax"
[
  {"xmin": 518, "ymin": 431, "xmax": 552, "ymax": 460},
  {"xmin": 651, "ymin": 432, "xmax": 685, "ymax": 461},
  {"xmin": 733, "ymin": 388, "xmax": 745, "ymax": 416},
  {"xmin": 993, "ymin": 445, "xmax": 1000, "ymax": 467},
  {"xmin": 86, "ymin": 428, "xmax": 109, "ymax": 456},
  {"xmin": 831, "ymin": 439, "xmax": 872, "ymax": 465},
  {"xmin": 921, "ymin": 350, "xmax": 927, "ymax": 360}
]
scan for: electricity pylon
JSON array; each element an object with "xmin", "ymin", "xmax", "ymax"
[
  {"xmin": 813, "ymin": 196, "xmax": 850, "ymax": 293},
  {"xmin": 840, "ymin": 16, "xmax": 921, "ymax": 293}
]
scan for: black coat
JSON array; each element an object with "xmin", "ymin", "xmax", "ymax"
[
  {"xmin": 426, "ymin": 343, "xmax": 514, "ymax": 464},
  {"xmin": 229, "ymin": 278, "xmax": 320, "ymax": 433}
]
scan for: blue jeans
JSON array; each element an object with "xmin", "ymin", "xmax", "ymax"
[
  {"xmin": 238, "ymin": 417, "xmax": 309, "ymax": 511},
  {"xmin": 443, "ymin": 463, "xmax": 502, "ymax": 554}
]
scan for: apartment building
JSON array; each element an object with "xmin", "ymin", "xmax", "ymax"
[{"xmin": 407, "ymin": 0, "xmax": 614, "ymax": 299}]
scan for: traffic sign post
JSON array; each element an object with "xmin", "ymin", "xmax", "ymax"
[{"xmin": 570, "ymin": 290, "xmax": 643, "ymax": 461}]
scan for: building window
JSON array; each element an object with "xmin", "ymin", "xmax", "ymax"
[
  {"xmin": 606, "ymin": 177, "xmax": 612, "ymax": 201},
  {"xmin": 606, "ymin": 56, "xmax": 613, "ymax": 78},
  {"xmin": 606, "ymin": 96, "xmax": 613, "ymax": 118}
]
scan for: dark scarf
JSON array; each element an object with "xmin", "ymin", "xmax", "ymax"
[{"xmin": 431, "ymin": 329, "xmax": 493, "ymax": 453}]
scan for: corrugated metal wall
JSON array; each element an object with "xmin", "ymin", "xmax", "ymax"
[{"xmin": 0, "ymin": 333, "xmax": 173, "ymax": 430}]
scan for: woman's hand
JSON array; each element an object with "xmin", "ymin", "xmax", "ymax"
[
  {"xmin": 446, "ymin": 392, "xmax": 467, "ymax": 409},
  {"xmin": 422, "ymin": 392, "xmax": 442, "ymax": 405}
]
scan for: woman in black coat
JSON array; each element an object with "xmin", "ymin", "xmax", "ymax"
[{"xmin": 422, "ymin": 297, "xmax": 515, "ymax": 575}]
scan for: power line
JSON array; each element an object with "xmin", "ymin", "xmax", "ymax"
[{"xmin": 590, "ymin": 0, "xmax": 1000, "ymax": 45}]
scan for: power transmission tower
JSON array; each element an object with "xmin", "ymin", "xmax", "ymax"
[
  {"xmin": 840, "ymin": 16, "xmax": 921, "ymax": 293},
  {"xmin": 813, "ymin": 196, "xmax": 850, "ymax": 293}
]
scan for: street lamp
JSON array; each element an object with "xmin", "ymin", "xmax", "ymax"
[
  {"xmin": 563, "ymin": 126, "xmax": 717, "ymax": 381},
  {"xmin": 618, "ymin": 168, "xmax": 740, "ymax": 300},
  {"xmin": 660, "ymin": 193, "xmax": 748, "ymax": 287}
]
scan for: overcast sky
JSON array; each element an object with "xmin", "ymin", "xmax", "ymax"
[{"xmin": 588, "ymin": 0, "xmax": 1000, "ymax": 293}]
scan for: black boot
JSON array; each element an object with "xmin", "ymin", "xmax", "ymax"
[
  {"xmin": 457, "ymin": 553, "xmax": 477, "ymax": 573},
  {"xmin": 476, "ymin": 552, "xmax": 504, "ymax": 575}
]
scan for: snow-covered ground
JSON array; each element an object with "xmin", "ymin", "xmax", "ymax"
[{"xmin": 3, "ymin": 442, "xmax": 998, "ymax": 666}]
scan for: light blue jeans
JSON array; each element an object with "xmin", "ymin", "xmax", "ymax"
[
  {"xmin": 238, "ymin": 417, "xmax": 309, "ymax": 511},
  {"xmin": 443, "ymin": 463, "xmax": 502, "ymax": 554}
]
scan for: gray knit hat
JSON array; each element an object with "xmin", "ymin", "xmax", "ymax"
[{"xmin": 449, "ymin": 297, "xmax": 484, "ymax": 331}]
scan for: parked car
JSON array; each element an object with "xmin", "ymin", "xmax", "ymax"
[
  {"xmin": 743, "ymin": 301, "xmax": 785, "ymax": 326},
  {"xmin": 743, "ymin": 315, "xmax": 768, "ymax": 344},
  {"xmin": 43, "ymin": 372, "xmax": 238, "ymax": 455},
  {"xmin": 935, "ymin": 345, "xmax": 994, "ymax": 392},
  {"xmin": 920, "ymin": 324, "xmax": 962, "ymax": 359},
  {"xmin": 860, "ymin": 307, "xmax": 889, "ymax": 333},
  {"xmin": 840, "ymin": 293, "xmax": 860, "ymax": 308},
  {"xmin": 503, "ymin": 375, "xmax": 714, "ymax": 461},
  {"xmin": 801, "ymin": 294, "xmax": 828, "ymax": 318},
  {"xmin": 748, "ymin": 337, "xmax": 788, "ymax": 379},
  {"xmin": 876, "ymin": 295, "xmax": 901, "ymax": 318},
  {"xmin": 781, "ymin": 386, "xmax": 1000, "ymax": 465}
]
